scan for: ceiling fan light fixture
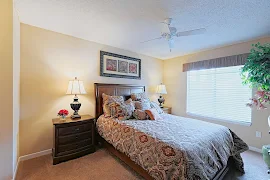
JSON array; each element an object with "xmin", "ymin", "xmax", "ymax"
[
  {"xmin": 165, "ymin": 34, "xmax": 172, "ymax": 40},
  {"xmin": 164, "ymin": 18, "xmax": 172, "ymax": 25}
]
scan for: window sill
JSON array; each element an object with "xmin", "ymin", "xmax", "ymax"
[{"xmin": 186, "ymin": 113, "xmax": 252, "ymax": 127}]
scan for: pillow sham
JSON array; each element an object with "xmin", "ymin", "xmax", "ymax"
[
  {"xmin": 109, "ymin": 98, "xmax": 135, "ymax": 120},
  {"xmin": 102, "ymin": 93, "xmax": 124, "ymax": 117},
  {"xmin": 134, "ymin": 100, "xmax": 151, "ymax": 110},
  {"xmin": 109, "ymin": 102, "xmax": 126, "ymax": 120},
  {"xmin": 145, "ymin": 108, "xmax": 163, "ymax": 120},
  {"xmin": 122, "ymin": 98, "xmax": 135, "ymax": 119},
  {"xmin": 133, "ymin": 109, "xmax": 149, "ymax": 120},
  {"xmin": 150, "ymin": 101, "xmax": 164, "ymax": 114},
  {"xmin": 125, "ymin": 98, "xmax": 135, "ymax": 107},
  {"xmin": 131, "ymin": 92, "xmax": 150, "ymax": 101}
]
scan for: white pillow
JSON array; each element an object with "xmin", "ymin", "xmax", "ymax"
[{"xmin": 150, "ymin": 101, "xmax": 164, "ymax": 114}]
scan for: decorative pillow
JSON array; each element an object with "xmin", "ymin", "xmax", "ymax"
[
  {"xmin": 109, "ymin": 98, "xmax": 135, "ymax": 120},
  {"xmin": 125, "ymin": 98, "xmax": 135, "ymax": 107},
  {"xmin": 109, "ymin": 102, "xmax": 126, "ymax": 120},
  {"xmin": 123, "ymin": 98, "xmax": 135, "ymax": 119},
  {"xmin": 131, "ymin": 92, "xmax": 150, "ymax": 101},
  {"xmin": 134, "ymin": 100, "xmax": 151, "ymax": 110},
  {"xmin": 102, "ymin": 93, "xmax": 124, "ymax": 104},
  {"xmin": 150, "ymin": 101, "xmax": 164, "ymax": 114},
  {"xmin": 102, "ymin": 104, "xmax": 111, "ymax": 117},
  {"xmin": 133, "ymin": 109, "xmax": 149, "ymax": 120},
  {"xmin": 102, "ymin": 93, "xmax": 124, "ymax": 117},
  {"xmin": 145, "ymin": 108, "xmax": 163, "ymax": 120}
]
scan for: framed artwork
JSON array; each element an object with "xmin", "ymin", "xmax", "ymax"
[{"xmin": 100, "ymin": 51, "xmax": 141, "ymax": 79}]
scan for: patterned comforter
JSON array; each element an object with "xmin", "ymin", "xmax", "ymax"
[{"xmin": 96, "ymin": 114, "xmax": 248, "ymax": 180}]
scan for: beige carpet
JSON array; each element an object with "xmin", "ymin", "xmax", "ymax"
[
  {"xmin": 224, "ymin": 150, "xmax": 269, "ymax": 180},
  {"xmin": 16, "ymin": 149, "xmax": 269, "ymax": 180}
]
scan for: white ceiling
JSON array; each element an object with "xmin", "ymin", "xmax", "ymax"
[{"xmin": 15, "ymin": 0, "xmax": 270, "ymax": 60}]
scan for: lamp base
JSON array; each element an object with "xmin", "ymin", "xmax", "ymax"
[
  {"xmin": 70, "ymin": 95, "xmax": 82, "ymax": 119},
  {"xmin": 158, "ymin": 95, "xmax": 165, "ymax": 108},
  {"xmin": 71, "ymin": 114, "xmax": 81, "ymax": 119}
]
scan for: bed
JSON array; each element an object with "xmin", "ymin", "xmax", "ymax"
[{"xmin": 94, "ymin": 83, "xmax": 249, "ymax": 180}]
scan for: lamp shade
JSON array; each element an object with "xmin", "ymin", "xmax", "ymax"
[
  {"xmin": 156, "ymin": 84, "xmax": 167, "ymax": 94},
  {"xmin": 66, "ymin": 77, "xmax": 87, "ymax": 95}
]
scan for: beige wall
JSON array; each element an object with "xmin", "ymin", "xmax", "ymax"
[
  {"xmin": 20, "ymin": 24, "xmax": 163, "ymax": 156},
  {"xmin": 0, "ymin": 0, "xmax": 13, "ymax": 179},
  {"xmin": 164, "ymin": 37, "xmax": 270, "ymax": 149}
]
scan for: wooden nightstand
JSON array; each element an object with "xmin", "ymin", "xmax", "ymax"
[
  {"xmin": 52, "ymin": 115, "xmax": 95, "ymax": 165},
  {"xmin": 162, "ymin": 107, "xmax": 172, "ymax": 114}
]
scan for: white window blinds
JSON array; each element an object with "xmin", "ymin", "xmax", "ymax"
[{"xmin": 187, "ymin": 65, "xmax": 252, "ymax": 124}]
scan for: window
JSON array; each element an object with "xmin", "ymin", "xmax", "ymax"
[{"xmin": 187, "ymin": 65, "xmax": 252, "ymax": 125}]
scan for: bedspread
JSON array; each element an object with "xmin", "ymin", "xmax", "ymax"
[{"xmin": 96, "ymin": 114, "xmax": 248, "ymax": 180}]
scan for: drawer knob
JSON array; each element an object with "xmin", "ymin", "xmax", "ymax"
[
  {"xmin": 75, "ymin": 136, "xmax": 78, "ymax": 139},
  {"xmin": 75, "ymin": 128, "xmax": 80, "ymax": 131}
]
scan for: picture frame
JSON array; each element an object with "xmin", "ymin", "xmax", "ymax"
[{"xmin": 100, "ymin": 51, "xmax": 141, "ymax": 79}]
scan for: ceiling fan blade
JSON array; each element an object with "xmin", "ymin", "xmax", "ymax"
[
  {"xmin": 176, "ymin": 28, "xmax": 206, "ymax": 37},
  {"xmin": 140, "ymin": 37, "xmax": 162, "ymax": 43}
]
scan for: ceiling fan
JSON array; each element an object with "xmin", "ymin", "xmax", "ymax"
[{"xmin": 141, "ymin": 18, "xmax": 206, "ymax": 52}]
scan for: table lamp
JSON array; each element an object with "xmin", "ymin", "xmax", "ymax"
[
  {"xmin": 66, "ymin": 77, "xmax": 87, "ymax": 119},
  {"xmin": 156, "ymin": 84, "xmax": 167, "ymax": 108}
]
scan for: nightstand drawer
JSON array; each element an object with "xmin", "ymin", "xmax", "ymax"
[
  {"xmin": 58, "ymin": 131, "xmax": 91, "ymax": 145},
  {"xmin": 58, "ymin": 138, "xmax": 92, "ymax": 153},
  {"xmin": 58, "ymin": 123, "xmax": 92, "ymax": 136}
]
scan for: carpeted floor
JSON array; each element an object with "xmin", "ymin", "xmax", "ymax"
[
  {"xmin": 16, "ymin": 149, "xmax": 269, "ymax": 180},
  {"xmin": 224, "ymin": 150, "xmax": 269, "ymax": 180}
]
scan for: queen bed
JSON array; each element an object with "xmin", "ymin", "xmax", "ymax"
[{"xmin": 95, "ymin": 83, "xmax": 248, "ymax": 180}]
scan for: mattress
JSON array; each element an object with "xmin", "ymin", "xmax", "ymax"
[{"xmin": 96, "ymin": 113, "xmax": 248, "ymax": 180}]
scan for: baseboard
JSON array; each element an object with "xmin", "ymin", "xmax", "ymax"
[
  {"xmin": 19, "ymin": 149, "xmax": 52, "ymax": 162},
  {"xmin": 13, "ymin": 160, "xmax": 20, "ymax": 180},
  {"xmin": 249, "ymin": 146, "xmax": 262, "ymax": 153},
  {"xmin": 12, "ymin": 149, "xmax": 52, "ymax": 180}
]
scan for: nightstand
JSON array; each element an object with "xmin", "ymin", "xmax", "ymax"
[
  {"xmin": 52, "ymin": 115, "xmax": 95, "ymax": 165},
  {"xmin": 162, "ymin": 107, "xmax": 172, "ymax": 114}
]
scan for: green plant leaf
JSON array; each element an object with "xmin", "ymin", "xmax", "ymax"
[{"xmin": 241, "ymin": 43, "xmax": 270, "ymax": 91}]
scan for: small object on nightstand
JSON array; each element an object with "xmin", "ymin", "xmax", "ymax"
[
  {"xmin": 162, "ymin": 107, "xmax": 172, "ymax": 114},
  {"xmin": 66, "ymin": 77, "xmax": 87, "ymax": 119},
  {"xmin": 156, "ymin": 83, "xmax": 167, "ymax": 108},
  {"xmin": 57, "ymin": 109, "xmax": 69, "ymax": 120},
  {"xmin": 52, "ymin": 115, "xmax": 95, "ymax": 165}
]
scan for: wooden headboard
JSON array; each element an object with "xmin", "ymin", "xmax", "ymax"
[{"xmin": 94, "ymin": 83, "xmax": 145, "ymax": 118}]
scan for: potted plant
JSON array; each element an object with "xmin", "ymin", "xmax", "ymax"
[
  {"xmin": 241, "ymin": 42, "xmax": 270, "ymax": 170},
  {"xmin": 241, "ymin": 42, "xmax": 270, "ymax": 111}
]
